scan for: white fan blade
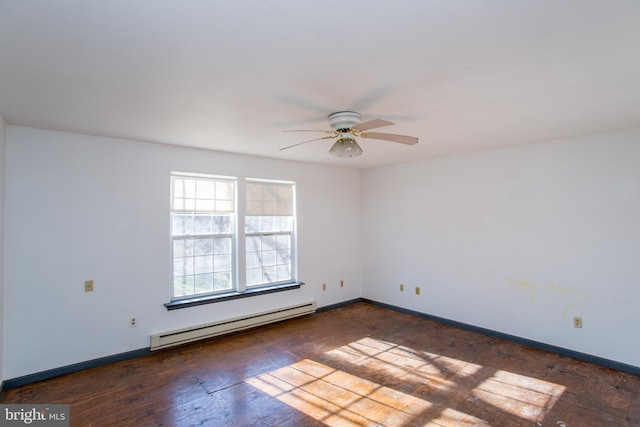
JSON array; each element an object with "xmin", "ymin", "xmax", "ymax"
[
  {"xmin": 282, "ymin": 129, "xmax": 335, "ymax": 133},
  {"xmin": 361, "ymin": 132, "xmax": 419, "ymax": 145},
  {"xmin": 279, "ymin": 135, "xmax": 336, "ymax": 151},
  {"xmin": 351, "ymin": 119, "xmax": 394, "ymax": 132}
]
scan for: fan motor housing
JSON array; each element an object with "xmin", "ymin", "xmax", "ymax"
[{"xmin": 328, "ymin": 111, "xmax": 361, "ymax": 130}]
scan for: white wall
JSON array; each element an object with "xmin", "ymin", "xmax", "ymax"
[
  {"xmin": 7, "ymin": 124, "xmax": 639, "ymax": 380},
  {"xmin": 0, "ymin": 113, "xmax": 6, "ymax": 384},
  {"xmin": 4, "ymin": 126, "xmax": 362, "ymax": 379},
  {"xmin": 362, "ymin": 127, "xmax": 640, "ymax": 368}
]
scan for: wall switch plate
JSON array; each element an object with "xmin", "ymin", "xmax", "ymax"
[
  {"xmin": 84, "ymin": 280, "xmax": 94, "ymax": 292},
  {"xmin": 400, "ymin": 284, "xmax": 404, "ymax": 292},
  {"xmin": 322, "ymin": 283, "xmax": 326, "ymax": 291},
  {"xmin": 340, "ymin": 280, "xmax": 344, "ymax": 287},
  {"xmin": 415, "ymin": 286, "xmax": 421, "ymax": 295}
]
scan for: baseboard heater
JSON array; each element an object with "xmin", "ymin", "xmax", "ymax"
[{"xmin": 150, "ymin": 301, "xmax": 317, "ymax": 351}]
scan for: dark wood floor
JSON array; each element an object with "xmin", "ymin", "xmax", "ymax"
[{"xmin": 2, "ymin": 302, "xmax": 639, "ymax": 426}]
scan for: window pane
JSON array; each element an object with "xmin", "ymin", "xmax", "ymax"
[
  {"xmin": 246, "ymin": 251, "xmax": 261, "ymax": 268},
  {"xmin": 194, "ymin": 238, "xmax": 213, "ymax": 255},
  {"xmin": 194, "ymin": 273, "xmax": 214, "ymax": 294},
  {"xmin": 276, "ymin": 264, "xmax": 291, "ymax": 282},
  {"xmin": 195, "ymin": 199, "xmax": 215, "ymax": 212},
  {"xmin": 262, "ymin": 266, "xmax": 276, "ymax": 283},
  {"xmin": 173, "ymin": 258, "xmax": 184, "ymax": 275},
  {"xmin": 215, "ymin": 181, "xmax": 234, "ymax": 203},
  {"xmin": 278, "ymin": 202, "xmax": 293, "ymax": 216},
  {"xmin": 262, "ymin": 250, "xmax": 276, "ymax": 266},
  {"xmin": 277, "ymin": 248, "xmax": 291, "ymax": 264},
  {"xmin": 172, "ymin": 214, "xmax": 192, "ymax": 235},
  {"xmin": 246, "ymin": 236, "xmax": 261, "ymax": 252},
  {"xmin": 245, "ymin": 181, "xmax": 293, "ymax": 216},
  {"xmin": 173, "ymin": 239, "xmax": 194, "ymax": 257},
  {"xmin": 194, "ymin": 255, "xmax": 213, "ymax": 274},
  {"xmin": 214, "ymin": 254, "xmax": 232, "ymax": 272},
  {"xmin": 213, "ymin": 215, "xmax": 232, "ymax": 233},
  {"xmin": 193, "ymin": 214, "xmax": 212, "ymax": 234},
  {"xmin": 276, "ymin": 234, "xmax": 290, "ymax": 249},
  {"xmin": 213, "ymin": 237, "xmax": 231, "ymax": 255},
  {"xmin": 260, "ymin": 216, "xmax": 276, "ymax": 232},
  {"xmin": 183, "ymin": 179, "xmax": 196, "ymax": 198},
  {"xmin": 245, "ymin": 216, "xmax": 259, "ymax": 233},
  {"xmin": 263, "ymin": 184, "xmax": 279, "ymax": 202},
  {"xmin": 174, "ymin": 179, "xmax": 185, "ymax": 198},
  {"xmin": 216, "ymin": 200, "xmax": 234, "ymax": 212},
  {"xmin": 262, "ymin": 234, "xmax": 277, "ymax": 250},
  {"xmin": 245, "ymin": 229, "xmax": 294, "ymax": 287},
  {"xmin": 246, "ymin": 268, "xmax": 262, "ymax": 286},
  {"xmin": 172, "ymin": 176, "xmax": 235, "ymax": 213},
  {"xmin": 173, "ymin": 276, "xmax": 194, "ymax": 297},
  {"xmin": 262, "ymin": 201, "xmax": 278, "ymax": 216},
  {"xmin": 214, "ymin": 272, "xmax": 233, "ymax": 291},
  {"xmin": 173, "ymin": 257, "xmax": 193, "ymax": 277},
  {"xmin": 196, "ymin": 180, "xmax": 215, "ymax": 199},
  {"xmin": 276, "ymin": 216, "xmax": 293, "ymax": 231}
]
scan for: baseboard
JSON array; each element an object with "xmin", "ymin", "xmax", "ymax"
[
  {"xmin": 3, "ymin": 347, "xmax": 151, "ymax": 390},
  {"xmin": 317, "ymin": 298, "xmax": 364, "ymax": 313},
  {"xmin": 362, "ymin": 298, "xmax": 640, "ymax": 377}
]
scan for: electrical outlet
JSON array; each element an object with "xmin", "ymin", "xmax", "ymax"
[
  {"xmin": 84, "ymin": 280, "xmax": 94, "ymax": 292},
  {"xmin": 573, "ymin": 316, "xmax": 583, "ymax": 328},
  {"xmin": 400, "ymin": 284, "xmax": 404, "ymax": 292},
  {"xmin": 415, "ymin": 286, "xmax": 421, "ymax": 295},
  {"xmin": 322, "ymin": 283, "xmax": 326, "ymax": 291},
  {"xmin": 130, "ymin": 317, "xmax": 137, "ymax": 328}
]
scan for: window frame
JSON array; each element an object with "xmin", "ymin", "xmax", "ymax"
[
  {"xmin": 166, "ymin": 173, "xmax": 300, "ymax": 310},
  {"xmin": 170, "ymin": 173, "xmax": 238, "ymax": 300},
  {"xmin": 244, "ymin": 178, "xmax": 297, "ymax": 289}
]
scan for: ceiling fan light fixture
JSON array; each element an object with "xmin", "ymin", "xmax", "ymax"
[
  {"xmin": 329, "ymin": 137, "xmax": 363, "ymax": 158},
  {"xmin": 280, "ymin": 110, "xmax": 418, "ymax": 157}
]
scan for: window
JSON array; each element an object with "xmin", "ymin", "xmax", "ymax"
[
  {"xmin": 245, "ymin": 179, "xmax": 296, "ymax": 287},
  {"xmin": 171, "ymin": 174, "xmax": 236, "ymax": 299},
  {"xmin": 169, "ymin": 173, "xmax": 297, "ymax": 302}
]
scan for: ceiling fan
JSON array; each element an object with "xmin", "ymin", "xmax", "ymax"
[{"xmin": 280, "ymin": 111, "xmax": 419, "ymax": 158}]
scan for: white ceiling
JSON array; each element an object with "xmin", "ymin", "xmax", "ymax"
[{"xmin": 1, "ymin": 1, "xmax": 639, "ymax": 169}]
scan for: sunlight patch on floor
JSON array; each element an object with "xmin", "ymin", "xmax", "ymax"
[
  {"xmin": 472, "ymin": 370, "xmax": 566, "ymax": 422},
  {"xmin": 246, "ymin": 337, "xmax": 565, "ymax": 426},
  {"xmin": 425, "ymin": 408, "xmax": 491, "ymax": 427},
  {"xmin": 326, "ymin": 337, "xmax": 482, "ymax": 392},
  {"xmin": 246, "ymin": 358, "xmax": 431, "ymax": 426}
]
